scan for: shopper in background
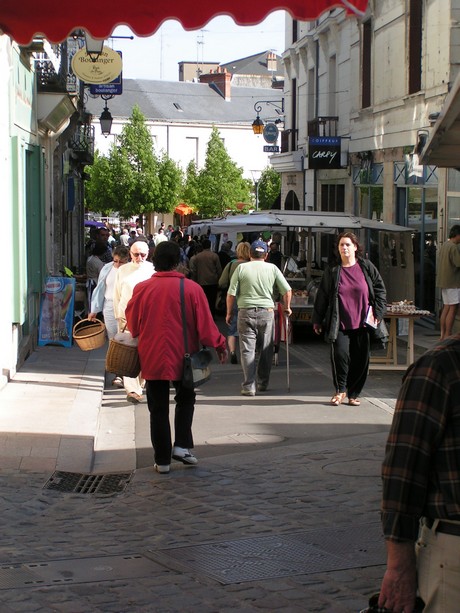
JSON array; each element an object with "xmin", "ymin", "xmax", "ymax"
[
  {"xmin": 189, "ymin": 238, "xmax": 222, "ymax": 316},
  {"xmin": 436, "ymin": 224, "xmax": 460, "ymax": 340},
  {"xmin": 312, "ymin": 232, "xmax": 386, "ymax": 406},
  {"xmin": 218, "ymin": 241, "xmax": 251, "ymax": 364}
]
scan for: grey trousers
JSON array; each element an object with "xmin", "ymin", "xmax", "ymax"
[{"xmin": 237, "ymin": 308, "xmax": 275, "ymax": 393}]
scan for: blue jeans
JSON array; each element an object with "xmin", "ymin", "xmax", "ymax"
[{"xmin": 237, "ymin": 308, "xmax": 275, "ymax": 393}]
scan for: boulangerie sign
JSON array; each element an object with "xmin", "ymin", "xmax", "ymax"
[{"xmin": 308, "ymin": 137, "xmax": 342, "ymax": 169}]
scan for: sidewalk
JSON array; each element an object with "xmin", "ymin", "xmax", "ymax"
[{"xmin": 0, "ymin": 324, "xmax": 439, "ymax": 612}]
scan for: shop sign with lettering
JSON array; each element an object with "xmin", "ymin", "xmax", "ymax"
[
  {"xmin": 71, "ymin": 46, "xmax": 123, "ymax": 84},
  {"xmin": 308, "ymin": 136, "xmax": 341, "ymax": 169}
]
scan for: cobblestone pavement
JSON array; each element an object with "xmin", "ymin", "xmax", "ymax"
[{"xmin": 0, "ymin": 325, "xmax": 439, "ymax": 612}]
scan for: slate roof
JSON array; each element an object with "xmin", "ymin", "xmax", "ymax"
[
  {"xmin": 86, "ymin": 78, "xmax": 284, "ymax": 124},
  {"xmin": 220, "ymin": 51, "xmax": 283, "ymax": 77}
]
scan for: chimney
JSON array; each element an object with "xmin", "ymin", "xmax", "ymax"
[
  {"xmin": 267, "ymin": 51, "xmax": 277, "ymax": 73},
  {"xmin": 199, "ymin": 67, "xmax": 231, "ymax": 101}
]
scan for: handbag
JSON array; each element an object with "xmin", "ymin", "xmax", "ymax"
[
  {"xmin": 180, "ymin": 277, "xmax": 212, "ymax": 388},
  {"xmin": 359, "ymin": 592, "xmax": 424, "ymax": 612},
  {"xmin": 365, "ymin": 306, "xmax": 389, "ymax": 350},
  {"xmin": 368, "ymin": 318, "xmax": 389, "ymax": 350}
]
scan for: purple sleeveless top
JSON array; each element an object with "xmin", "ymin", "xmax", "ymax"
[{"xmin": 338, "ymin": 263, "xmax": 369, "ymax": 331}]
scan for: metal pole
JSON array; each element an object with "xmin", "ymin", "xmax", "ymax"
[{"xmin": 285, "ymin": 315, "xmax": 290, "ymax": 392}]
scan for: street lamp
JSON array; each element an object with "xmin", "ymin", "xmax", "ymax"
[
  {"xmin": 252, "ymin": 99, "xmax": 284, "ymax": 135},
  {"xmin": 99, "ymin": 104, "xmax": 113, "ymax": 136},
  {"xmin": 99, "ymin": 93, "xmax": 114, "ymax": 136},
  {"xmin": 84, "ymin": 32, "xmax": 104, "ymax": 62},
  {"xmin": 251, "ymin": 170, "xmax": 262, "ymax": 211}
]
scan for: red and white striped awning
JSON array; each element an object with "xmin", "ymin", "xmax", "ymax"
[{"xmin": 1, "ymin": 1, "xmax": 368, "ymax": 46}]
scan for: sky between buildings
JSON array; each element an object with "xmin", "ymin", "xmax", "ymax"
[{"xmin": 109, "ymin": 11, "xmax": 286, "ymax": 81}]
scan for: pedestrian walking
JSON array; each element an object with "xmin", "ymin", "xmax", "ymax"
[
  {"xmin": 312, "ymin": 231, "xmax": 386, "ymax": 406},
  {"xmin": 88, "ymin": 245, "xmax": 130, "ymax": 387},
  {"xmin": 436, "ymin": 224, "xmax": 460, "ymax": 340},
  {"xmin": 125, "ymin": 241, "xmax": 227, "ymax": 474},
  {"xmin": 218, "ymin": 241, "xmax": 251, "ymax": 364},
  {"xmin": 378, "ymin": 333, "xmax": 460, "ymax": 613},
  {"xmin": 189, "ymin": 238, "xmax": 222, "ymax": 316},
  {"xmin": 113, "ymin": 238, "xmax": 154, "ymax": 404},
  {"xmin": 226, "ymin": 239, "xmax": 292, "ymax": 396}
]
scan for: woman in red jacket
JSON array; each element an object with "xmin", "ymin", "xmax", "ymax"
[{"xmin": 126, "ymin": 241, "xmax": 228, "ymax": 474}]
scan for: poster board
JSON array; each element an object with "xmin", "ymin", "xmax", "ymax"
[{"xmin": 38, "ymin": 277, "xmax": 76, "ymax": 347}]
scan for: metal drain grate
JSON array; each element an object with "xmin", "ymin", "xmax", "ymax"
[
  {"xmin": 148, "ymin": 523, "xmax": 385, "ymax": 584},
  {"xmin": 43, "ymin": 471, "xmax": 133, "ymax": 495}
]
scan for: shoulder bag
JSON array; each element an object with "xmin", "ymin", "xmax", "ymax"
[{"xmin": 180, "ymin": 278, "xmax": 212, "ymax": 388}]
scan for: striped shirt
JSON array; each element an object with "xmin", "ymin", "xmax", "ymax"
[{"xmin": 381, "ymin": 334, "xmax": 460, "ymax": 541}]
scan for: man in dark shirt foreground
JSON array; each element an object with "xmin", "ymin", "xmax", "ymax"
[{"xmin": 379, "ymin": 334, "xmax": 460, "ymax": 612}]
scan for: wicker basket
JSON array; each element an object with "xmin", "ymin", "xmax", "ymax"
[
  {"xmin": 105, "ymin": 338, "xmax": 141, "ymax": 378},
  {"xmin": 73, "ymin": 318, "xmax": 107, "ymax": 351}
]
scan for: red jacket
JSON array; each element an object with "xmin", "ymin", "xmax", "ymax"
[{"xmin": 126, "ymin": 271, "xmax": 226, "ymax": 381}]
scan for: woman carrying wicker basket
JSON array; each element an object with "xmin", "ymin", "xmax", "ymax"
[{"xmin": 88, "ymin": 245, "xmax": 130, "ymax": 387}]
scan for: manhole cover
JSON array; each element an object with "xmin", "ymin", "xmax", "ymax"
[
  {"xmin": 206, "ymin": 433, "xmax": 285, "ymax": 445},
  {"xmin": 148, "ymin": 523, "xmax": 385, "ymax": 584},
  {"xmin": 43, "ymin": 471, "xmax": 133, "ymax": 495}
]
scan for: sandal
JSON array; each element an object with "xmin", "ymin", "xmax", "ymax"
[
  {"xmin": 331, "ymin": 392, "xmax": 346, "ymax": 406},
  {"xmin": 348, "ymin": 398, "xmax": 361, "ymax": 406}
]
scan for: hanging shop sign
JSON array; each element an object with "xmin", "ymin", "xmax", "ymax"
[
  {"xmin": 90, "ymin": 52, "xmax": 123, "ymax": 95},
  {"xmin": 263, "ymin": 122, "xmax": 279, "ymax": 144},
  {"xmin": 71, "ymin": 46, "xmax": 123, "ymax": 84},
  {"xmin": 308, "ymin": 136, "xmax": 342, "ymax": 169}
]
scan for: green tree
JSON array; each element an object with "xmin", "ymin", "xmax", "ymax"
[
  {"xmin": 114, "ymin": 105, "xmax": 161, "ymax": 219},
  {"xmin": 197, "ymin": 127, "xmax": 251, "ymax": 217},
  {"xmin": 181, "ymin": 160, "xmax": 200, "ymax": 210},
  {"xmin": 257, "ymin": 167, "xmax": 281, "ymax": 210},
  {"xmin": 156, "ymin": 153, "xmax": 183, "ymax": 212},
  {"xmin": 85, "ymin": 150, "xmax": 121, "ymax": 215}
]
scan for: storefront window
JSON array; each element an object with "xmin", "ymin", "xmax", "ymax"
[{"xmin": 353, "ymin": 163, "xmax": 383, "ymax": 219}]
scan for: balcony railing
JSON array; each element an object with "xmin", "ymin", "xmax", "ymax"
[{"xmin": 69, "ymin": 124, "xmax": 95, "ymax": 165}]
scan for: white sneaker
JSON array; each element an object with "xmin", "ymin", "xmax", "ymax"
[
  {"xmin": 172, "ymin": 446, "xmax": 198, "ymax": 465},
  {"xmin": 154, "ymin": 464, "xmax": 170, "ymax": 474}
]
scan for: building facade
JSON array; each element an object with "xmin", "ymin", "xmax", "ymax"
[{"xmin": 272, "ymin": 1, "xmax": 460, "ymax": 317}]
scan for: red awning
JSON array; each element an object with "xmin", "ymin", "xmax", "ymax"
[
  {"xmin": 175, "ymin": 203, "xmax": 194, "ymax": 216},
  {"xmin": 1, "ymin": 1, "xmax": 368, "ymax": 45}
]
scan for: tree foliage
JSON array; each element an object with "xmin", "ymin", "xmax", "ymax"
[
  {"xmin": 181, "ymin": 160, "xmax": 200, "ymax": 210},
  {"xmin": 197, "ymin": 126, "xmax": 251, "ymax": 218},
  {"xmin": 258, "ymin": 167, "xmax": 281, "ymax": 210},
  {"xmin": 86, "ymin": 105, "xmax": 164, "ymax": 218},
  {"xmin": 156, "ymin": 153, "xmax": 183, "ymax": 212}
]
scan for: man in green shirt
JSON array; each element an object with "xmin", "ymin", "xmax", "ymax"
[{"xmin": 226, "ymin": 240, "xmax": 292, "ymax": 396}]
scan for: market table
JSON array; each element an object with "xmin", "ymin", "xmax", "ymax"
[{"xmin": 369, "ymin": 309, "xmax": 429, "ymax": 371}]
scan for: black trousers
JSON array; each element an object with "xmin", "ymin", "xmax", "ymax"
[
  {"xmin": 202, "ymin": 284, "xmax": 218, "ymax": 316},
  {"xmin": 145, "ymin": 380, "xmax": 196, "ymax": 465},
  {"xmin": 330, "ymin": 328, "xmax": 370, "ymax": 399}
]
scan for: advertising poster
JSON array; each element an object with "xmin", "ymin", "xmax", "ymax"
[{"xmin": 38, "ymin": 277, "xmax": 76, "ymax": 347}]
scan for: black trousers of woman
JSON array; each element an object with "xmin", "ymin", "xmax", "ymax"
[
  {"xmin": 330, "ymin": 328, "xmax": 370, "ymax": 400},
  {"xmin": 145, "ymin": 380, "xmax": 196, "ymax": 465}
]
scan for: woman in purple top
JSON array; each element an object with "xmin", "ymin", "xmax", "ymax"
[{"xmin": 312, "ymin": 232, "xmax": 387, "ymax": 406}]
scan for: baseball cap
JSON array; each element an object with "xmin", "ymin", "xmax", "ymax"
[{"xmin": 251, "ymin": 240, "xmax": 268, "ymax": 254}]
